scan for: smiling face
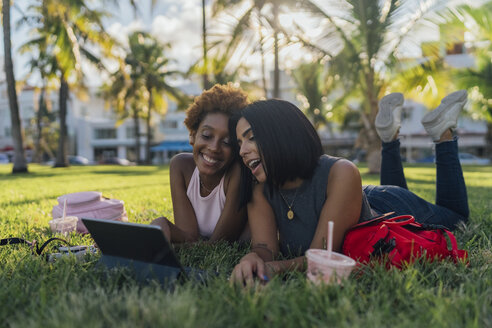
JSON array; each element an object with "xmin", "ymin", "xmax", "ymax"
[
  {"xmin": 236, "ymin": 117, "xmax": 266, "ymax": 183},
  {"xmin": 191, "ymin": 112, "xmax": 233, "ymax": 178}
]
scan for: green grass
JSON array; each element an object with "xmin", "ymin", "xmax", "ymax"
[{"xmin": 1, "ymin": 163, "xmax": 491, "ymax": 328}]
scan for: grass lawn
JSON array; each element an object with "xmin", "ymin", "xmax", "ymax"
[{"xmin": 0, "ymin": 163, "xmax": 491, "ymax": 327}]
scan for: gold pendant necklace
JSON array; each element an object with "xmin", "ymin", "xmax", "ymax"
[{"xmin": 279, "ymin": 188, "xmax": 298, "ymax": 220}]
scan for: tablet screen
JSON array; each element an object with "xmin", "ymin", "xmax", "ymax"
[{"xmin": 81, "ymin": 218, "xmax": 183, "ymax": 271}]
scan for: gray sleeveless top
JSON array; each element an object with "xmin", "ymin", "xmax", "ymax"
[{"xmin": 263, "ymin": 155, "xmax": 374, "ymax": 256}]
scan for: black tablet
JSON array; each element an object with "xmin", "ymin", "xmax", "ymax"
[{"xmin": 81, "ymin": 218, "xmax": 185, "ymax": 272}]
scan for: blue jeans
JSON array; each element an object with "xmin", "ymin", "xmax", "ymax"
[{"xmin": 363, "ymin": 138, "xmax": 469, "ymax": 230}]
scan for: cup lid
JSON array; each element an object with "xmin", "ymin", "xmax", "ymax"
[{"xmin": 305, "ymin": 249, "xmax": 356, "ymax": 267}]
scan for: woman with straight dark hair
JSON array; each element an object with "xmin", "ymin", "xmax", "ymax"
[{"xmin": 231, "ymin": 93, "xmax": 469, "ymax": 285}]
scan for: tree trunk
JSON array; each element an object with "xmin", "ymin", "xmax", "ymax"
[
  {"xmin": 54, "ymin": 77, "xmax": 69, "ymax": 167},
  {"xmin": 33, "ymin": 88, "xmax": 46, "ymax": 163},
  {"xmin": 485, "ymin": 121, "xmax": 492, "ymax": 159},
  {"xmin": 201, "ymin": 0, "xmax": 210, "ymax": 90},
  {"xmin": 133, "ymin": 107, "xmax": 141, "ymax": 164},
  {"xmin": 3, "ymin": 0, "xmax": 28, "ymax": 173},
  {"xmin": 145, "ymin": 89, "xmax": 153, "ymax": 165},
  {"xmin": 366, "ymin": 134, "xmax": 381, "ymax": 174},
  {"xmin": 358, "ymin": 103, "xmax": 382, "ymax": 174},
  {"xmin": 272, "ymin": 2, "xmax": 280, "ymax": 99},
  {"xmin": 362, "ymin": 68, "xmax": 382, "ymax": 174},
  {"xmin": 258, "ymin": 20, "xmax": 268, "ymax": 98}
]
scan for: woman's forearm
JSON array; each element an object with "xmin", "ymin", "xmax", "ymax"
[
  {"xmin": 266, "ymin": 256, "xmax": 306, "ymax": 276},
  {"xmin": 250, "ymin": 244, "xmax": 275, "ymax": 262}
]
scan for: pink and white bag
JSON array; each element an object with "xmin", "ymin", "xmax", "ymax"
[{"xmin": 52, "ymin": 191, "xmax": 128, "ymax": 234}]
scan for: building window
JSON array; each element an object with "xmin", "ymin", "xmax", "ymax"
[
  {"xmin": 5, "ymin": 127, "xmax": 11, "ymax": 137},
  {"xmin": 446, "ymin": 42, "xmax": 464, "ymax": 55},
  {"xmin": 162, "ymin": 120, "xmax": 178, "ymax": 129},
  {"xmin": 94, "ymin": 128, "xmax": 117, "ymax": 139},
  {"xmin": 94, "ymin": 147, "xmax": 117, "ymax": 161},
  {"xmin": 126, "ymin": 126, "xmax": 137, "ymax": 138}
]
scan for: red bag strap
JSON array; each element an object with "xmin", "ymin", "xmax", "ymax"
[
  {"xmin": 444, "ymin": 230, "xmax": 469, "ymax": 263},
  {"xmin": 444, "ymin": 230, "xmax": 459, "ymax": 257},
  {"xmin": 347, "ymin": 212, "xmax": 396, "ymax": 230},
  {"xmin": 382, "ymin": 215, "xmax": 415, "ymax": 226}
]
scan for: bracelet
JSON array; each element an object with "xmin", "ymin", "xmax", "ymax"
[{"xmin": 251, "ymin": 243, "xmax": 274, "ymax": 259}]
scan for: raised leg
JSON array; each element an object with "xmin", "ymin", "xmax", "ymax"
[
  {"xmin": 380, "ymin": 139, "xmax": 408, "ymax": 189},
  {"xmin": 376, "ymin": 93, "xmax": 408, "ymax": 188},
  {"xmin": 422, "ymin": 90, "xmax": 469, "ymax": 219}
]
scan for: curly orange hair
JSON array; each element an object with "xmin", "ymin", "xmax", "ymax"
[{"xmin": 184, "ymin": 83, "xmax": 249, "ymax": 133}]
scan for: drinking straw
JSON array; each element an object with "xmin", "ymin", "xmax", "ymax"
[
  {"xmin": 327, "ymin": 221, "xmax": 334, "ymax": 259},
  {"xmin": 62, "ymin": 198, "xmax": 67, "ymax": 220}
]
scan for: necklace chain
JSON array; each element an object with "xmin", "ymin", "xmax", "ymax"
[
  {"xmin": 200, "ymin": 178, "xmax": 213, "ymax": 193},
  {"xmin": 279, "ymin": 188, "xmax": 298, "ymax": 220}
]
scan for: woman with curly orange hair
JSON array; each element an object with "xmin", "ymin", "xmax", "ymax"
[{"xmin": 152, "ymin": 83, "xmax": 250, "ymax": 243}]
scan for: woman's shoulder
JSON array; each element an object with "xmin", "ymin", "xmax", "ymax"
[
  {"xmin": 223, "ymin": 161, "xmax": 241, "ymax": 192},
  {"xmin": 328, "ymin": 158, "xmax": 361, "ymax": 183},
  {"xmin": 225, "ymin": 161, "xmax": 241, "ymax": 178},
  {"xmin": 170, "ymin": 153, "xmax": 196, "ymax": 178},
  {"xmin": 315, "ymin": 155, "xmax": 359, "ymax": 186},
  {"xmin": 319, "ymin": 154, "xmax": 341, "ymax": 165}
]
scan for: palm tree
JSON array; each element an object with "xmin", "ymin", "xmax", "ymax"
[
  {"xmin": 126, "ymin": 31, "xmax": 187, "ymax": 164},
  {"xmin": 446, "ymin": 2, "xmax": 492, "ymax": 158},
  {"xmin": 189, "ymin": 25, "xmax": 251, "ymax": 86},
  {"xmin": 399, "ymin": 1, "xmax": 492, "ymax": 159},
  {"xmin": 298, "ymin": 0, "xmax": 448, "ymax": 173},
  {"xmin": 202, "ymin": 0, "xmax": 211, "ymax": 90},
  {"xmin": 2, "ymin": 0, "xmax": 28, "ymax": 173},
  {"xmin": 455, "ymin": 55, "xmax": 492, "ymax": 158},
  {"xmin": 213, "ymin": 0, "xmax": 297, "ymax": 98},
  {"xmin": 292, "ymin": 60, "xmax": 351, "ymax": 137},
  {"xmin": 100, "ymin": 63, "xmax": 146, "ymax": 164},
  {"xmin": 23, "ymin": 0, "xmax": 113, "ymax": 167},
  {"xmin": 292, "ymin": 60, "xmax": 331, "ymax": 130},
  {"xmin": 19, "ymin": 35, "xmax": 60, "ymax": 163}
]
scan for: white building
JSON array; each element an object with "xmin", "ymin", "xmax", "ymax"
[
  {"xmin": 398, "ymin": 99, "xmax": 487, "ymax": 162},
  {"xmin": 72, "ymin": 93, "xmax": 147, "ymax": 162},
  {"xmin": 0, "ymin": 76, "xmax": 201, "ymax": 163},
  {"xmin": 0, "ymin": 82, "xmax": 60, "ymax": 161},
  {"xmin": 71, "ymin": 80, "xmax": 202, "ymax": 163},
  {"xmin": 0, "ymin": 44, "xmax": 488, "ymax": 164}
]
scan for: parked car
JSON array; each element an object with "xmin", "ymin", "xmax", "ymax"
[
  {"xmin": 416, "ymin": 153, "xmax": 490, "ymax": 165},
  {"xmin": 0, "ymin": 153, "xmax": 9, "ymax": 164},
  {"xmin": 416, "ymin": 155, "xmax": 435, "ymax": 163},
  {"xmin": 458, "ymin": 153, "xmax": 491, "ymax": 165},
  {"xmin": 68, "ymin": 155, "xmax": 90, "ymax": 165},
  {"xmin": 99, "ymin": 157, "xmax": 135, "ymax": 166}
]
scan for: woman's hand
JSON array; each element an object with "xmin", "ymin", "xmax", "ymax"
[
  {"xmin": 230, "ymin": 252, "xmax": 270, "ymax": 286},
  {"xmin": 150, "ymin": 217, "xmax": 171, "ymax": 242}
]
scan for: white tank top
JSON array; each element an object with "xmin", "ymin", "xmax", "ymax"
[{"xmin": 186, "ymin": 167, "xmax": 226, "ymax": 238}]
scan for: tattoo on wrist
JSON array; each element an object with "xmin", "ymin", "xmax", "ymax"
[{"xmin": 251, "ymin": 243, "xmax": 273, "ymax": 258}]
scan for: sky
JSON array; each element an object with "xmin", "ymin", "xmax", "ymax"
[
  {"xmin": 1, "ymin": 0, "xmax": 486, "ymax": 88},
  {"xmin": 106, "ymin": 0, "xmax": 205, "ymax": 74},
  {"xmin": 1, "ymin": 0, "xmax": 207, "ymax": 87}
]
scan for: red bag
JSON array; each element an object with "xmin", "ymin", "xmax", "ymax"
[{"xmin": 342, "ymin": 213, "xmax": 468, "ymax": 269}]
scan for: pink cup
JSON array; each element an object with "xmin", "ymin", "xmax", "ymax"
[{"xmin": 306, "ymin": 249, "xmax": 356, "ymax": 285}]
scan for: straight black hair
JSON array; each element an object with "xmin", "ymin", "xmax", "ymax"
[{"xmin": 230, "ymin": 99, "xmax": 323, "ymax": 205}]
